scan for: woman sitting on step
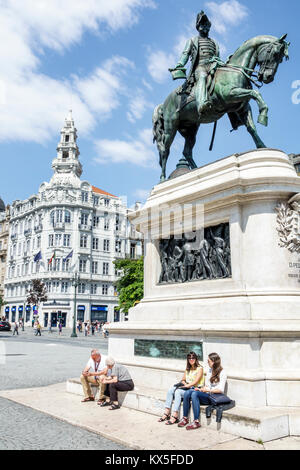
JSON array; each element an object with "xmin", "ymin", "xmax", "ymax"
[
  {"xmin": 158, "ymin": 351, "xmax": 204, "ymax": 425},
  {"xmin": 178, "ymin": 352, "xmax": 227, "ymax": 430}
]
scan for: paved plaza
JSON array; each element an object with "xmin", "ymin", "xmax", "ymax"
[{"xmin": 0, "ymin": 329, "xmax": 299, "ymax": 450}]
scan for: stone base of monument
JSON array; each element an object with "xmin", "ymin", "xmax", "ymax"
[
  {"xmin": 66, "ymin": 376, "xmax": 300, "ymax": 442},
  {"xmin": 107, "ymin": 149, "xmax": 300, "ymax": 441}
]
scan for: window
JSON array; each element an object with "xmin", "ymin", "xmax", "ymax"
[
  {"xmin": 92, "ymin": 261, "xmax": 98, "ymax": 274},
  {"xmin": 61, "ymin": 282, "xmax": 69, "ymax": 293},
  {"xmin": 93, "ymin": 196, "xmax": 99, "ymax": 206},
  {"xmin": 65, "ymin": 135, "xmax": 70, "ymax": 143},
  {"xmin": 103, "ymin": 262, "xmax": 109, "ymax": 275},
  {"xmin": 37, "ymin": 236, "xmax": 41, "ymax": 248},
  {"xmin": 91, "ymin": 283, "xmax": 97, "ymax": 295},
  {"xmin": 63, "ymin": 234, "xmax": 71, "ymax": 247},
  {"xmin": 130, "ymin": 243, "xmax": 136, "ymax": 259},
  {"xmin": 103, "ymin": 239, "xmax": 110, "ymax": 252},
  {"xmin": 115, "ymin": 240, "xmax": 122, "ymax": 253},
  {"xmin": 79, "ymin": 259, "xmax": 87, "ymax": 273},
  {"xmin": 93, "ymin": 216, "xmax": 99, "ymax": 228},
  {"xmin": 80, "ymin": 213, "xmax": 88, "ymax": 225},
  {"xmin": 102, "ymin": 284, "xmax": 108, "ymax": 295},
  {"xmin": 55, "ymin": 233, "xmax": 62, "ymax": 246},
  {"xmin": 104, "ymin": 199, "xmax": 110, "ymax": 207},
  {"xmin": 49, "ymin": 234, "xmax": 54, "ymax": 247},
  {"xmin": 104, "ymin": 216, "xmax": 110, "ymax": 231},
  {"xmin": 92, "ymin": 238, "xmax": 98, "ymax": 250},
  {"xmin": 62, "ymin": 151, "xmax": 69, "ymax": 159},
  {"xmin": 115, "ymin": 214, "xmax": 120, "ymax": 231},
  {"xmin": 80, "ymin": 234, "xmax": 88, "ymax": 248},
  {"xmin": 65, "ymin": 210, "xmax": 71, "ymax": 223},
  {"xmin": 78, "ymin": 283, "xmax": 86, "ymax": 294},
  {"xmin": 62, "ymin": 258, "xmax": 70, "ymax": 272},
  {"xmin": 81, "ymin": 191, "xmax": 89, "ymax": 203}
]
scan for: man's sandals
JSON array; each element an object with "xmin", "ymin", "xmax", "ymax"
[
  {"xmin": 109, "ymin": 404, "xmax": 120, "ymax": 410},
  {"xmin": 81, "ymin": 397, "xmax": 94, "ymax": 402}
]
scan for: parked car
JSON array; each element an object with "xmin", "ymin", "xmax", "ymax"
[{"xmin": 0, "ymin": 320, "xmax": 11, "ymax": 331}]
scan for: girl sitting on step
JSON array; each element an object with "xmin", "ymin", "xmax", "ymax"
[{"xmin": 158, "ymin": 351, "xmax": 204, "ymax": 425}]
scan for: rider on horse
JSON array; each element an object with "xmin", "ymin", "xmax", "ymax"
[{"xmin": 170, "ymin": 11, "xmax": 220, "ymax": 115}]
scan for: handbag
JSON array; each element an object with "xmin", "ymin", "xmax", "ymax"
[
  {"xmin": 208, "ymin": 393, "xmax": 231, "ymax": 405},
  {"xmin": 173, "ymin": 382, "xmax": 191, "ymax": 391}
]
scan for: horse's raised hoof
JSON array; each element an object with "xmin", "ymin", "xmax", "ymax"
[{"xmin": 258, "ymin": 113, "xmax": 268, "ymax": 127}]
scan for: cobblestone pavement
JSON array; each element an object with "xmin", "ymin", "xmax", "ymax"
[
  {"xmin": 0, "ymin": 326, "xmax": 108, "ymax": 349},
  {"xmin": 0, "ymin": 331, "xmax": 126, "ymax": 450},
  {"xmin": 0, "ymin": 397, "xmax": 126, "ymax": 450}
]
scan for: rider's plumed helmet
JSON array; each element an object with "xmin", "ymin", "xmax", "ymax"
[{"xmin": 196, "ymin": 11, "xmax": 211, "ymax": 31}]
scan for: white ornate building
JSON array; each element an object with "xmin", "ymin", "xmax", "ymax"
[
  {"xmin": 0, "ymin": 200, "xmax": 10, "ymax": 302},
  {"xmin": 4, "ymin": 111, "xmax": 142, "ymax": 327}
]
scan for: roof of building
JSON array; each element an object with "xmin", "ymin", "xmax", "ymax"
[{"xmin": 91, "ymin": 186, "xmax": 118, "ymax": 198}]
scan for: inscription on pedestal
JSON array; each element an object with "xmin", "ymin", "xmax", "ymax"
[
  {"xmin": 135, "ymin": 339, "xmax": 203, "ymax": 360},
  {"xmin": 158, "ymin": 223, "xmax": 231, "ymax": 284},
  {"xmin": 288, "ymin": 259, "xmax": 300, "ymax": 282}
]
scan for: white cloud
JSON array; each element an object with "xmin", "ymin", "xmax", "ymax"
[
  {"xmin": 94, "ymin": 128, "xmax": 158, "ymax": 168},
  {"xmin": 133, "ymin": 188, "xmax": 151, "ymax": 201},
  {"xmin": 127, "ymin": 90, "xmax": 154, "ymax": 123},
  {"xmin": 205, "ymin": 1, "xmax": 249, "ymax": 36},
  {"xmin": 75, "ymin": 57, "xmax": 134, "ymax": 117},
  {"xmin": 147, "ymin": 50, "xmax": 176, "ymax": 84},
  {"xmin": 0, "ymin": 0, "xmax": 155, "ymax": 143}
]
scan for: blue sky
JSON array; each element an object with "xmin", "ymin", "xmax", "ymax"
[{"xmin": 0, "ymin": 0, "xmax": 299, "ymax": 207}]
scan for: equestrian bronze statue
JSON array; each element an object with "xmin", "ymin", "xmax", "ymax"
[{"xmin": 153, "ymin": 11, "xmax": 290, "ymax": 182}]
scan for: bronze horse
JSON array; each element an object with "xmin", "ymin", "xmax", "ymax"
[{"xmin": 153, "ymin": 35, "xmax": 290, "ymax": 182}]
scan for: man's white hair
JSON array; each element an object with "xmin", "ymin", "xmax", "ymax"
[
  {"xmin": 91, "ymin": 349, "xmax": 100, "ymax": 356},
  {"xmin": 105, "ymin": 356, "xmax": 115, "ymax": 367}
]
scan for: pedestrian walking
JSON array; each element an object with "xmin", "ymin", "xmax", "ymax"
[
  {"xmin": 91, "ymin": 323, "xmax": 95, "ymax": 335},
  {"xmin": 84, "ymin": 323, "xmax": 88, "ymax": 337},
  {"xmin": 58, "ymin": 321, "xmax": 63, "ymax": 336},
  {"xmin": 48, "ymin": 322, "xmax": 52, "ymax": 333},
  {"xmin": 35, "ymin": 321, "xmax": 42, "ymax": 336},
  {"xmin": 13, "ymin": 321, "xmax": 19, "ymax": 336}
]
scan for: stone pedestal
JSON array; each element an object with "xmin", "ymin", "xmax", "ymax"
[{"xmin": 108, "ymin": 149, "xmax": 300, "ymax": 419}]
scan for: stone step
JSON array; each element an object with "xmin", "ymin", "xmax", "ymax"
[{"xmin": 67, "ymin": 378, "xmax": 299, "ymax": 442}]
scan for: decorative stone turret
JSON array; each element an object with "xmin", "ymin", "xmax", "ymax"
[{"xmin": 50, "ymin": 110, "xmax": 82, "ymax": 185}]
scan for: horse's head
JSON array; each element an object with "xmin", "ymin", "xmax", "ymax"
[{"xmin": 257, "ymin": 34, "xmax": 290, "ymax": 84}]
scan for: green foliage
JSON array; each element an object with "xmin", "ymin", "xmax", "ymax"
[
  {"xmin": 0, "ymin": 295, "xmax": 6, "ymax": 309},
  {"xmin": 26, "ymin": 279, "xmax": 48, "ymax": 307},
  {"xmin": 114, "ymin": 257, "xmax": 144, "ymax": 314}
]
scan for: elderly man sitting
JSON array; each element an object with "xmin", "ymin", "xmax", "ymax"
[
  {"xmin": 80, "ymin": 349, "xmax": 107, "ymax": 404},
  {"xmin": 98, "ymin": 356, "xmax": 134, "ymax": 410}
]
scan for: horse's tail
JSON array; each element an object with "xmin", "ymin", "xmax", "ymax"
[{"xmin": 152, "ymin": 104, "xmax": 165, "ymax": 159}]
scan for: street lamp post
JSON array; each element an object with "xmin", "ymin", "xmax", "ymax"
[{"xmin": 71, "ymin": 272, "xmax": 80, "ymax": 338}]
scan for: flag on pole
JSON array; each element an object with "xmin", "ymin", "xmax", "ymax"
[
  {"xmin": 34, "ymin": 251, "xmax": 42, "ymax": 262},
  {"xmin": 48, "ymin": 251, "xmax": 56, "ymax": 265},
  {"xmin": 63, "ymin": 249, "xmax": 73, "ymax": 262}
]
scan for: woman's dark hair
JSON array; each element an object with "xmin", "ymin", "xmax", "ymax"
[
  {"xmin": 186, "ymin": 351, "xmax": 200, "ymax": 371},
  {"xmin": 209, "ymin": 352, "xmax": 223, "ymax": 384}
]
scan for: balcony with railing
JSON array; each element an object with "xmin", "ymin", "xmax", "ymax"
[
  {"xmin": 78, "ymin": 224, "xmax": 92, "ymax": 231},
  {"xmin": 52, "ymin": 222, "xmax": 65, "ymax": 230},
  {"xmin": 34, "ymin": 224, "xmax": 43, "ymax": 233},
  {"xmin": 24, "ymin": 229, "xmax": 32, "ymax": 237}
]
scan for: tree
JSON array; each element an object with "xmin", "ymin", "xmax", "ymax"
[
  {"xmin": 114, "ymin": 257, "xmax": 144, "ymax": 314},
  {"xmin": 0, "ymin": 294, "xmax": 6, "ymax": 318},
  {"xmin": 26, "ymin": 279, "xmax": 48, "ymax": 310}
]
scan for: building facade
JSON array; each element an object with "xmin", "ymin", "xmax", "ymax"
[
  {"xmin": 0, "ymin": 201, "xmax": 10, "ymax": 307},
  {"xmin": 4, "ymin": 112, "xmax": 142, "ymax": 327}
]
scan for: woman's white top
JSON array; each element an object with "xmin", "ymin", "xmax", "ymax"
[{"xmin": 205, "ymin": 367, "xmax": 227, "ymax": 393}]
